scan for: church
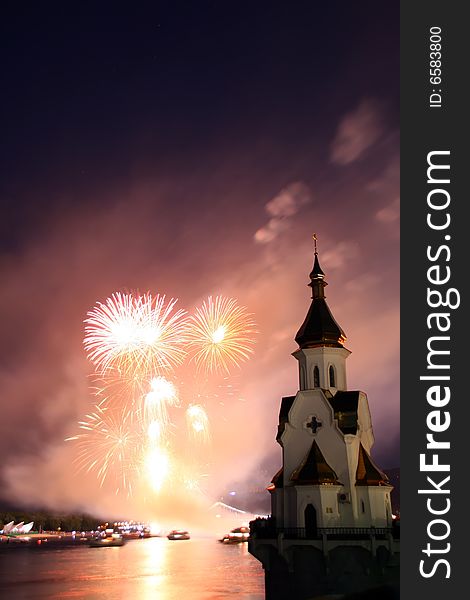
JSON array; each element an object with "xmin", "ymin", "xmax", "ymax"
[{"xmin": 249, "ymin": 241, "xmax": 400, "ymax": 599}]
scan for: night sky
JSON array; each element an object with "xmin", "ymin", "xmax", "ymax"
[{"xmin": 1, "ymin": 2, "xmax": 399, "ymax": 517}]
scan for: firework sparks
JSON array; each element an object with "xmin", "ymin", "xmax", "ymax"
[
  {"xmin": 144, "ymin": 376, "xmax": 179, "ymax": 432},
  {"xmin": 180, "ymin": 470, "xmax": 209, "ymax": 494},
  {"xmin": 187, "ymin": 296, "xmax": 257, "ymax": 374},
  {"xmin": 83, "ymin": 292, "xmax": 187, "ymax": 378},
  {"xmin": 147, "ymin": 420, "xmax": 163, "ymax": 443},
  {"xmin": 145, "ymin": 447, "xmax": 171, "ymax": 492},
  {"xmin": 72, "ymin": 290, "xmax": 257, "ymax": 498},
  {"xmin": 185, "ymin": 404, "xmax": 211, "ymax": 444},
  {"xmin": 66, "ymin": 405, "xmax": 143, "ymax": 496},
  {"xmin": 89, "ymin": 369, "xmax": 146, "ymax": 412}
]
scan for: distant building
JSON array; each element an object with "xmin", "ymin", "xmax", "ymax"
[
  {"xmin": 249, "ymin": 243, "xmax": 399, "ymax": 599},
  {"xmin": 1, "ymin": 521, "xmax": 34, "ymax": 534}
]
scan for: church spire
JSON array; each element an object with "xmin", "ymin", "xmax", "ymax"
[
  {"xmin": 295, "ymin": 236, "xmax": 347, "ymax": 349},
  {"xmin": 309, "ymin": 234, "xmax": 326, "ymax": 300}
]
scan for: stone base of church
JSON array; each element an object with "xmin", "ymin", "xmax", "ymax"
[{"xmin": 250, "ymin": 537, "xmax": 400, "ymax": 599}]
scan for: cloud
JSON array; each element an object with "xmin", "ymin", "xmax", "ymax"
[
  {"xmin": 254, "ymin": 182, "xmax": 311, "ymax": 244},
  {"xmin": 330, "ymin": 99, "xmax": 384, "ymax": 165},
  {"xmin": 364, "ymin": 154, "xmax": 400, "ymax": 228},
  {"xmin": 376, "ymin": 197, "xmax": 400, "ymax": 223},
  {"xmin": 321, "ymin": 241, "xmax": 360, "ymax": 270}
]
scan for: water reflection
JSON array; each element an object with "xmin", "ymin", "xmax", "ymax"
[
  {"xmin": 0, "ymin": 537, "xmax": 264, "ymax": 600},
  {"xmin": 141, "ymin": 537, "xmax": 167, "ymax": 600}
]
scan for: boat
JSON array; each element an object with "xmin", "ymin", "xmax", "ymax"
[
  {"xmin": 89, "ymin": 533, "xmax": 125, "ymax": 547},
  {"xmin": 167, "ymin": 530, "xmax": 190, "ymax": 540},
  {"xmin": 219, "ymin": 526, "xmax": 250, "ymax": 544},
  {"xmin": 121, "ymin": 530, "xmax": 143, "ymax": 540}
]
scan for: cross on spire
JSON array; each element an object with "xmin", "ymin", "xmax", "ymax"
[
  {"xmin": 306, "ymin": 416, "xmax": 322, "ymax": 434},
  {"xmin": 313, "ymin": 233, "xmax": 318, "ymax": 254}
]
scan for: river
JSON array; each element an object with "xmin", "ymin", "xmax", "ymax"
[{"xmin": 0, "ymin": 537, "xmax": 265, "ymax": 600}]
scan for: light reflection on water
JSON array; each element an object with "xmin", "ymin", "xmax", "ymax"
[{"xmin": 0, "ymin": 537, "xmax": 265, "ymax": 600}]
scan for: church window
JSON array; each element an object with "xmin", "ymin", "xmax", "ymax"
[
  {"xmin": 329, "ymin": 365, "xmax": 336, "ymax": 387},
  {"xmin": 304, "ymin": 504, "xmax": 317, "ymax": 537},
  {"xmin": 313, "ymin": 366, "xmax": 320, "ymax": 388}
]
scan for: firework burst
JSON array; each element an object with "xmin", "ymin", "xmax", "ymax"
[
  {"xmin": 71, "ymin": 290, "xmax": 257, "ymax": 498},
  {"xmin": 187, "ymin": 296, "xmax": 257, "ymax": 374},
  {"xmin": 178, "ymin": 461, "xmax": 210, "ymax": 495},
  {"xmin": 83, "ymin": 292, "xmax": 187, "ymax": 378},
  {"xmin": 185, "ymin": 404, "xmax": 211, "ymax": 444},
  {"xmin": 89, "ymin": 369, "xmax": 146, "ymax": 412},
  {"xmin": 144, "ymin": 376, "xmax": 179, "ymax": 432},
  {"xmin": 66, "ymin": 405, "xmax": 144, "ymax": 496}
]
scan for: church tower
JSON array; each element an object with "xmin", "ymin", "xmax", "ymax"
[
  {"xmin": 294, "ymin": 246, "xmax": 350, "ymax": 393},
  {"xmin": 249, "ymin": 240, "xmax": 399, "ymax": 599}
]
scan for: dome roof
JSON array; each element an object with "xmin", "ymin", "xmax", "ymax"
[{"xmin": 295, "ymin": 251, "xmax": 346, "ymax": 349}]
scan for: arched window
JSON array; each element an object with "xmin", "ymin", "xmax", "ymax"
[
  {"xmin": 329, "ymin": 365, "xmax": 336, "ymax": 387},
  {"xmin": 313, "ymin": 366, "xmax": 320, "ymax": 388},
  {"xmin": 305, "ymin": 504, "xmax": 317, "ymax": 538}
]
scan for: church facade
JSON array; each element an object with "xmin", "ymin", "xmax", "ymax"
[{"xmin": 249, "ymin": 245, "xmax": 399, "ymax": 599}]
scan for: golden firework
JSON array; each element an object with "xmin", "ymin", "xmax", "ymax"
[
  {"xmin": 187, "ymin": 296, "xmax": 257, "ymax": 374},
  {"xmin": 66, "ymin": 404, "xmax": 143, "ymax": 496}
]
